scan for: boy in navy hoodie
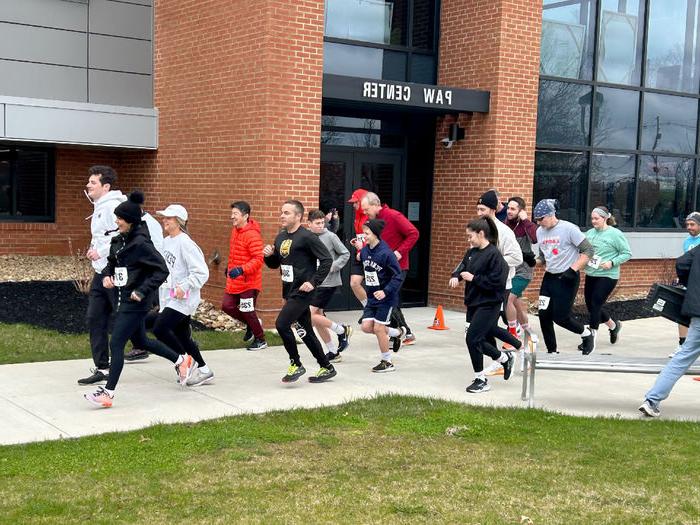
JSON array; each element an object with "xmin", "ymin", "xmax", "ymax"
[{"xmin": 359, "ymin": 219, "xmax": 406, "ymax": 372}]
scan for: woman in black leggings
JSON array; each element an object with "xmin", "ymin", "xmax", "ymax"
[{"xmin": 449, "ymin": 217, "xmax": 515, "ymax": 394}]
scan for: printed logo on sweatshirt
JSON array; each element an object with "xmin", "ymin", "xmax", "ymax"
[
  {"xmin": 280, "ymin": 239, "xmax": 292, "ymax": 258},
  {"xmin": 163, "ymin": 250, "xmax": 176, "ymax": 266}
]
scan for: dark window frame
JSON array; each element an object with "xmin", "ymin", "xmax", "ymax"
[{"xmin": 0, "ymin": 144, "xmax": 55, "ymax": 223}]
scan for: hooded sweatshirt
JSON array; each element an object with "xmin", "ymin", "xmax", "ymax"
[
  {"xmin": 226, "ymin": 218, "xmax": 264, "ymax": 294},
  {"xmin": 360, "ymin": 239, "xmax": 403, "ymax": 307},
  {"xmin": 158, "ymin": 232, "xmax": 209, "ymax": 316},
  {"xmin": 89, "ymin": 190, "xmax": 126, "ymax": 272},
  {"xmin": 315, "ymin": 228, "xmax": 350, "ymax": 288}
]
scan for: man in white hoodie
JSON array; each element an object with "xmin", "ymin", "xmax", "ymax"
[{"xmin": 78, "ymin": 166, "xmax": 126, "ymax": 386}]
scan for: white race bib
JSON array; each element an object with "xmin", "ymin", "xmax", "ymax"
[
  {"xmin": 364, "ymin": 270, "xmax": 379, "ymax": 287},
  {"xmin": 240, "ymin": 297, "xmax": 255, "ymax": 313},
  {"xmin": 281, "ymin": 264, "xmax": 294, "ymax": 283},
  {"xmin": 114, "ymin": 267, "xmax": 128, "ymax": 287},
  {"xmin": 587, "ymin": 255, "xmax": 601, "ymax": 269},
  {"xmin": 538, "ymin": 295, "xmax": 551, "ymax": 310}
]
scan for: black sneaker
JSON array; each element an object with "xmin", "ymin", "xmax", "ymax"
[
  {"xmin": 325, "ymin": 351, "xmax": 342, "ymax": 363},
  {"xmin": 577, "ymin": 341, "xmax": 585, "ymax": 352},
  {"xmin": 309, "ymin": 365, "xmax": 337, "ymax": 383},
  {"xmin": 125, "ymin": 348, "xmax": 149, "ymax": 361},
  {"xmin": 609, "ymin": 320, "xmax": 622, "ymax": 344},
  {"xmin": 78, "ymin": 368, "xmax": 109, "ymax": 385},
  {"xmin": 246, "ymin": 338, "xmax": 268, "ymax": 351},
  {"xmin": 336, "ymin": 324, "xmax": 353, "ymax": 353},
  {"xmin": 243, "ymin": 326, "xmax": 254, "ymax": 343},
  {"xmin": 581, "ymin": 332, "xmax": 595, "ymax": 355},
  {"xmin": 466, "ymin": 378, "xmax": 490, "ymax": 393},
  {"xmin": 372, "ymin": 360, "xmax": 395, "ymax": 373},
  {"xmin": 502, "ymin": 351, "xmax": 515, "ymax": 381},
  {"xmin": 391, "ymin": 326, "xmax": 408, "ymax": 353},
  {"xmin": 282, "ymin": 362, "xmax": 306, "ymax": 383}
]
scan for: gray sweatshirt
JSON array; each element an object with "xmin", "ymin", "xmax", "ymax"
[
  {"xmin": 158, "ymin": 232, "xmax": 210, "ymax": 316},
  {"xmin": 494, "ymin": 219, "xmax": 523, "ymax": 289},
  {"xmin": 316, "ymin": 228, "xmax": 350, "ymax": 288}
]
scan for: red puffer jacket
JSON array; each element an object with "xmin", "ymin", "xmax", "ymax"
[{"xmin": 226, "ymin": 219, "xmax": 263, "ymax": 294}]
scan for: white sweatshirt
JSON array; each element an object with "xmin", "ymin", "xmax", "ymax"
[
  {"xmin": 158, "ymin": 232, "xmax": 210, "ymax": 316},
  {"xmin": 89, "ymin": 190, "xmax": 126, "ymax": 272},
  {"xmin": 494, "ymin": 219, "xmax": 523, "ymax": 290}
]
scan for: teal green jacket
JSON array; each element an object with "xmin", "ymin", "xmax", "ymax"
[{"xmin": 584, "ymin": 227, "xmax": 632, "ymax": 279}]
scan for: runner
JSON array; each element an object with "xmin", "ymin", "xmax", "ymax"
[
  {"xmin": 669, "ymin": 212, "xmax": 700, "ymax": 357},
  {"xmin": 581, "ymin": 206, "xmax": 631, "ymax": 353},
  {"xmin": 263, "ymin": 200, "xmax": 337, "ymax": 383},
  {"xmin": 449, "ymin": 216, "xmax": 515, "ymax": 393},
  {"xmin": 359, "ymin": 219, "xmax": 405, "ymax": 372},
  {"xmin": 84, "ymin": 191, "xmax": 195, "ymax": 408},
  {"xmin": 79, "ymin": 165, "xmax": 126, "ymax": 385},
  {"xmin": 360, "ymin": 192, "xmax": 419, "ymax": 346},
  {"xmin": 347, "ymin": 188, "xmax": 370, "ymax": 310},
  {"xmin": 534, "ymin": 198, "xmax": 596, "ymax": 354},
  {"xmin": 154, "ymin": 204, "xmax": 214, "ymax": 386},
  {"xmin": 307, "ymin": 209, "xmax": 352, "ymax": 363},
  {"xmin": 221, "ymin": 201, "xmax": 267, "ymax": 351}
]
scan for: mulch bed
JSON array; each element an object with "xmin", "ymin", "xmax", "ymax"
[
  {"xmin": 570, "ymin": 299, "xmax": 660, "ymax": 324},
  {"xmin": 0, "ymin": 281, "xmax": 210, "ymax": 334}
]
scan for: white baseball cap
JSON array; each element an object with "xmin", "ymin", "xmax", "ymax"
[{"xmin": 156, "ymin": 204, "xmax": 188, "ymax": 222}]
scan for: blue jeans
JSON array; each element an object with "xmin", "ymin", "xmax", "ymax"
[{"xmin": 645, "ymin": 317, "xmax": 700, "ymax": 407}]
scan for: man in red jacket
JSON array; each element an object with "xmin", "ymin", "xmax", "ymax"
[
  {"xmin": 221, "ymin": 201, "xmax": 266, "ymax": 350},
  {"xmin": 361, "ymin": 192, "xmax": 419, "ymax": 345}
]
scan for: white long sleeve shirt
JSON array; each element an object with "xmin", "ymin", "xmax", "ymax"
[
  {"xmin": 89, "ymin": 190, "xmax": 126, "ymax": 272},
  {"xmin": 158, "ymin": 232, "xmax": 209, "ymax": 316}
]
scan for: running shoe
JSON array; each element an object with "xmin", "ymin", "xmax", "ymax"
[
  {"xmin": 246, "ymin": 338, "xmax": 268, "ymax": 351},
  {"xmin": 466, "ymin": 378, "xmax": 490, "ymax": 393},
  {"xmin": 391, "ymin": 326, "xmax": 408, "ymax": 353},
  {"xmin": 609, "ymin": 320, "xmax": 622, "ymax": 344},
  {"xmin": 371, "ymin": 360, "xmax": 395, "ymax": 373},
  {"xmin": 580, "ymin": 331, "xmax": 595, "ymax": 355},
  {"xmin": 175, "ymin": 354, "xmax": 197, "ymax": 386},
  {"xmin": 308, "ymin": 365, "xmax": 337, "ymax": 383},
  {"xmin": 336, "ymin": 324, "xmax": 353, "ymax": 353},
  {"xmin": 325, "ymin": 351, "xmax": 342, "ymax": 363},
  {"xmin": 78, "ymin": 368, "xmax": 109, "ymax": 386},
  {"xmin": 282, "ymin": 362, "xmax": 306, "ymax": 383},
  {"xmin": 402, "ymin": 332, "xmax": 416, "ymax": 345},
  {"xmin": 638, "ymin": 399, "xmax": 660, "ymax": 418},
  {"xmin": 84, "ymin": 386, "xmax": 113, "ymax": 408},
  {"xmin": 243, "ymin": 326, "xmax": 254, "ymax": 343},
  {"xmin": 186, "ymin": 369, "xmax": 215, "ymax": 386},
  {"xmin": 125, "ymin": 348, "xmax": 149, "ymax": 361},
  {"xmin": 502, "ymin": 351, "xmax": 515, "ymax": 381}
]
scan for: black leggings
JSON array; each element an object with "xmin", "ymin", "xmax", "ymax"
[
  {"xmin": 465, "ymin": 304, "xmax": 503, "ymax": 373},
  {"xmin": 275, "ymin": 297, "xmax": 330, "ymax": 368},
  {"xmin": 538, "ymin": 271, "xmax": 584, "ymax": 353},
  {"xmin": 584, "ymin": 275, "xmax": 618, "ymax": 330},
  {"xmin": 152, "ymin": 308, "xmax": 206, "ymax": 367},
  {"xmin": 106, "ymin": 311, "xmax": 180, "ymax": 390}
]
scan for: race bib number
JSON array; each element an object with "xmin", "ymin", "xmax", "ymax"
[
  {"xmin": 538, "ymin": 295, "xmax": 551, "ymax": 310},
  {"xmin": 364, "ymin": 270, "xmax": 379, "ymax": 287},
  {"xmin": 281, "ymin": 265, "xmax": 294, "ymax": 283},
  {"xmin": 240, "ymin": 297, "xmax": 255, "ymax": 313},
  {"xmin": 587, "ymin": 255, "xmax": 601, "ymax": 269},
  {"xmin": 114, "ymin": 267, "xmax": 128, "ymax": 287}
]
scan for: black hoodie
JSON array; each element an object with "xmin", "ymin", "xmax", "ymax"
[
  {"xmin": 102, "ymin": 221, "xmax": 168, "ymax": 312},
  {"xmin": 451, "ymin": 243, "xmax": 508, "ymax": 308},
  {"xmin": 677, "ymin": 245, "xmax": 700, "ymax": 318}
]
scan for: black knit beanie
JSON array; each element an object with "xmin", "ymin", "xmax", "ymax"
[
  {"xmin": 365, "ymin": 219, "xmax": 385, "ymax": 238},
  {"xmin": 477, "ymin": 190, "xmax": 498, "ymax": 210},
  {"xmin": 114, "ymin": 190, "xmax": 145, "ymax": 224}
]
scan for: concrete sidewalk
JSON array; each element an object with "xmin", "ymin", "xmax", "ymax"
[{"xmin": 1, "ymin": 308, "xmax": 698, "ymax": 446}]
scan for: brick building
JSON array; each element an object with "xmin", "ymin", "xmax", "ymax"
[{"xmin": 0, "ymin": 0, "xmax": 696, "ymax": 321}]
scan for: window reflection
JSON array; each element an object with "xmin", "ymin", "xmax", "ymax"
[
  {"xmin": 637, "ymin": 156, "xmax": 695, "ymax": 228},
  {"xmin": 597, "ymin": 0, "xmax": 644, "ymax": 85},
  {"xmin": 541, "ymin": 0, "xmax": 596, "ymax": 79},
  {"xmin": 590, "ymin": 153, "xmax": 636, "ymax": 227},
  {"xmin": 641, "ymin": 93, "xmax": 698, "ymax": 154},
  {"xmin": 537, "ymin": 80, "xmax": 591, "ymax": 145},
  {"xmin": 412, "ymin": 0, "xmax": 435, "ymax": 50},
  {"xmin": 534, "ymin": 150, "xmax": 588, "ymax": 225},
  {"xmin": 592, "ymin": 87, "xmax": 639, "ymax": 149},
  {"xmin": 325, "ymin": 0, "xmax": 407, "ymax": 46},
  {"xmin": 323, "ymin": 42, "xmax": 406, "ymax": 80},
  {"xmin": 645, "ymin": 0, "xmax": 700, "ymax": 93}
]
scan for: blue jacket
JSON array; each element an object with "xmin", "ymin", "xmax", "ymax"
[{"xmin": 360, "ymin": 240, "xmax": 403, "ymax": 307}]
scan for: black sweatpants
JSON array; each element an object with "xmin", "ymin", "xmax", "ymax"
[
  {"xmin": 106, "ymin": 311, "xmax": 180, "ymax": 391},
  {"xmin": 584, "ymin": 275, "xmax": 618, "ymax": 330},
  {"xmin": 152, "ymin": 307, "xmax": 206, "ymax": 367},
  {"xmin": 275, "ymin": 297, "xmax": 330, "ymax": 368},
  {"xmin": 389, "ymin": 270, "xmax": 413, "ymax": 334},
  {"xmin": 86, "ymin": 272, "xmax": 115, "ymax": 370},
  {"xmin": 538, "ymin": 270, "xmax": 584, "ymax": 353},
  {"xmin": 466, "ymin": 304, "xmax": 504, "ymax": 373}
]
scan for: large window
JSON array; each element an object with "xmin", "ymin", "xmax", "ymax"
[
  {"xmin": 323, "ymin": 0, "xmax": 439, "ymax": 84},
  {"xmin": 537, "ymin": 0, "xmax": 700, "ymax": 229},
  {"xmin": 0, "ymin": 146, "xmax": 54, "ymax": 221}
]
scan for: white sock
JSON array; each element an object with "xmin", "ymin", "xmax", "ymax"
[
  {"xmin": 330, "ymin": 322, "xmax": 345, "ymax": 335},
  {"xmin": 581, "ymin": 326, "xmax": 592, "ymax": 337},
  {"xmin": 498, "ymin": 352, "xmax": 509, "ymax": 363},
  {"xmin": 606, "ymin": 319, "xmax": 616, "ymax": 330},
  {"xmin": 360, "ymin": 299, "xmax": 367, "ymax": 307},
  {"xmin": 104, "ymin": 387, "xmax": 115, "ymax": 397},
  {"xmin": 387, "ymin": 327, "xmax": 401, "ymax": 338},
  {"xmin": 475, "ymin": 372, "xmax": 486, "ymax": 381},
  {"xmin": 325, "ymin": 341, "xmax": 336, "ymax": 353},
  {"xmin": 98, "ymin": 368, "xmax": 109, "ymax": 374},
  {"xmin": 381, "ymin": 351, "xmax": 392, "ymax": 362},
  {"xmin": 175, "ymin": 355, "xmax": 184, "ymax": 366},
  {"xmin": 199, "ymin": 365, "xmax": 210, "ymax": 374}
]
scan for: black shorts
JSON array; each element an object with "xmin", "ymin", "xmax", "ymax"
[{"xmin": 311, "ymin": 286, "xmax": 337, "ymax": 309}]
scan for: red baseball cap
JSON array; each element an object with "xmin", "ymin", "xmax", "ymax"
[{"xmin": 348, "ymin": 188, "xmax": 368, "ymax": 203}]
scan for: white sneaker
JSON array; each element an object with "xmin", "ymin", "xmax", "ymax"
[{"xmin": 186, "ymin": 369, "xmax": 214, "ymax": 386}]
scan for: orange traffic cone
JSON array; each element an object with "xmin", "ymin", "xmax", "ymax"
[{"xmin": 428, "ymin": 305, "xmax": 449, "ymax": 330}]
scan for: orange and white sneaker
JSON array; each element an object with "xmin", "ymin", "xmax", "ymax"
[
  {"xmin": 175, "ymin": 354, "xmax": 197, "ymax": 386},
  {"xmin": 402, "ymin": 332, "xmax": 416, "ymax": 346},
  {"xmin": 84, "ymin": 386, "xmax": 113, "ymax": 408}
]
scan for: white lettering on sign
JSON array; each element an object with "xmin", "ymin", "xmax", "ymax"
[
  {"xmin": 423, "ymin": 87, "xmax": 453, "ymax": 106},
  {"xmin": 362, "ymin": 81, "xmax": 411, "ymax": 103}
]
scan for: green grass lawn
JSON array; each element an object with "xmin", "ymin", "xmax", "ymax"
[
  {"xmin": 0, "ymin": 396, "xmax": 699, "ymax": 524},
  {"xmin": 0, "ymin": 323, "xmax": 282, "ymax": 365}
]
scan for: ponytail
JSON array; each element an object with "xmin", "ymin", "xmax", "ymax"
[
  {"xmin": 467, "ymin": 216, "xmax": 499, "ymax": 245},
  {"xmin": 592, "ymin": 206, "xmax": 616, "ymax": 226}
]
